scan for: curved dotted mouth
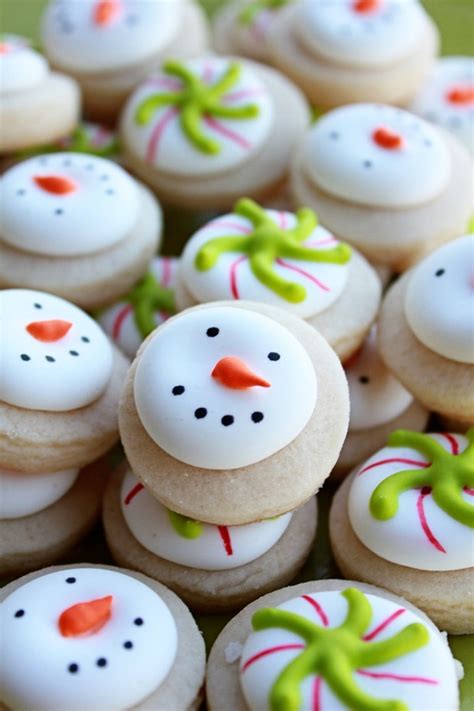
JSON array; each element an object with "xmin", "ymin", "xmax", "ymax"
[{"xmin": 193, "ymin": 408, "xmax": 264, "ymax": 427}]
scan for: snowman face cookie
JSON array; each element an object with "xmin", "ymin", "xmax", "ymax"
[
  {"xmin": 0, "ymin": 466, "xmax": 79, "ymax": 519},
  {"xmin": 0, "ymin": 34, "xmax": 49, "ymax": 93},
  {"xmin": 0, "ymin": 289, "xmax": 113, "ymax": 412},
  {"xmin": 134, "ymin": 306, "xmax": 317, "ymax": 469},
  {"xmin": 405, "ymin": 234, "xmax": 474, "ymax": 364},
  {"xmin": 296, "ymin": 0, "xmax": 427, "ymax": 69},
  {"xmin": 303, "ymin": 103, "xmax": 452, "ymax": 208},
  {"xmin": 42, "ymin": 0, "xmax": 181, "ymax": 73},
  {"xmin": 180, "ymin": 200, "xmax": 352, "ymax": 319},
  {"xmin": 349, "ymin": 430, "xmax": 474, "ymax": 571},
  {"xmin": 0, "ymin": 153, "xmax": 139, "ymax": 257},
  {"xmin": 0, "ymin": 567, "xmax": 178, "ymax": 711},
  {"xmin": 239, "ymin": 587, "xmax": 457, "ymax": 711},
  {"xmin": 122, "ymin": 57, "xmax": 274, "ymax": 177}
]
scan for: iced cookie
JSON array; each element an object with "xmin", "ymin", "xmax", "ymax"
[
  {"xmin": 20, "ymin": 121, "xmax": 120, "ymax": 161},
  {"xmin": 120, "ymin": 56, "xmax": 310, "ymax": 209},
  {"xmin": 333, "ymin": 327, "xmax": 429, "ymax": 476},
  {"xmin": 98, "ymin": 256, "xmax": 178, "ymax": 358},
  {"xmin": 41, "ymin": 0, "xmax": 209, "ymax": 123},
  {"xmin": 378, "ymin": 235, "xmax": 474, "ymax": 424},
  {"xmin": 0, "ymin": 152, "xmax": 162, "ymax": 309},
  {"xmin": 119, "ymin": 301, "xmax": 349, "ymax": 524},
  {"xmin": 0, "ymin": 565, "xmax": 205, "ymax": 710},
  {"xmin": 0, "ymin": 34, "xmax": 80, "ymax": 154},
  {"xmin": 0, "ymin": 289, "xmax": 128, "ymax": 473},
  {"xmin": 330, "ymin": 430, "xmax": 474, "ymax": 634},
  {"xmin": 178, "ymin": 199, "xmax": 381, "ymax": 361},
  {"xmin": 265, "ymin": 0, "xmax": 438, "ymax": 109},
  {"xmin": 207, "ymin": 579, "xmax": 461, "ymax": 710},
  {"xmin": 291, "ymin": 103, "xmax": 473, "ymax": 270},
  {"xmin": 411, "ymin": 57, "xmax": 474, "ymax": 156}
]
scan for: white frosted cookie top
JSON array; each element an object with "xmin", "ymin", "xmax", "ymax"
[
  {"xmin": 134, "ymin": 305, "xmax": 317, "ymax": 470},
  {"xmin": 346, "ymin": 328, "xmax": 413, "ymax": 431},
  {"xmin": 122, "ymin": 57, "xmax": 274, "ymax": 177},
  {"xmin": 0, "ymin": 290, "xmax": 113, "ymax": 412},
  {"xmin": 239, "ymin": 587, "xmax": 458, "ymax": 710},
  {"xmin": 411, "ymin": 56, "xmax": 474, "ymax": 155},
  {"xmin": 232, "ymin": 0, "xmax": 291, "ymax": 58},
  {"xmin": 349, "ymin": 431, "xmax": 474, "ymax": 571},
  {"xmin": 0, "ymin": 567, "xmax": 178, "ymax": 711},
  {"xmin": 0, "ymin": 466, "xmax": 79, "ymax": 519},
  {"xmin": 0, "ymin": 153, "xmax": 140, "ymax": 257},
  {"xmin": 41, "ymin": 0, "xmax": 181, "ymax": 72},
  {"xmin": 296, "ymin": 0, "xmax": 427, "ymax": 68},
  {"xmin": 0, "ymin": 34, "xmax": 49, "ymax": 93},
  {"xmin": 121, "ymin": 469, "xmax": 292, "ymax": 569},
  {"xmin": 405, "ymin": 234, "xmax": 474, "ymax": 364},
  {"xmin": 303, "ymin": 103, "xmax": 451, "ymax": 208}
]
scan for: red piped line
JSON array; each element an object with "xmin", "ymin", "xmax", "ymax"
[
  {"xmin": 241, "ymin": 644, "xmax": 305, "ymax": 672},
  {"xmin": 112, "ymin": 304, "xmax": 133, "ymax": 341},
  {"xmin": 250, "ymin": 9, "xmax": 271, "ymax": 42},
  {"xmin": 439, "ymin": 432, "xmax": 459, "ymax": 455},
  {"xmin": 357, "ymin": 458, "xmax": 429, "ymax": 476},
  {"xmin": 276, "ymin": 258, "xmax": 330, "ymax": 292},
  {"xmin": 302, "ymin": 595, "xmax": 329, "ymax": 627},
  {"xmin": 124, "ymin": 482, "xmax": 144, "ymax": 505},
  {"xmin": 202, "ymin": 62, "xmax": 214, "ymax": 85},
  {"xmin": 209, "ymin": 220, "xmax": 251, "ymax": 234},
  {"xmin": 417, "ymin": 488, "xmax": 446, "ymax": 553},
  {"xmin": 278, "ymin": 211, "xmax": 288, "ymax": 229},
  {"xmin": 146, "ymin": 106, "xmax": 179, "ymax": 164},
  {"xmin": 363, "ymin": 608, "xmax": 405, "ymax": 641},
  {"xmin": 305, "ymin": 237, "xmax": 338, "ymax": 247},
  {"xmin": 92, "ymin": 125, "xmax": 111, "ymax": 147},
  {"xmin": 464, "ymin": 487, "xmax": 474, "ymax": 496},
  {"xmin": 357, "ymin": 669, "xmax": 438, "ymax": 685},
  {"xmin": 144, "ymin": 77, "xmax": 182, "ymax": 92},
  {"xmin": 161, "ymin": 256, "xmax": 172, "ymax": 287},
  {"xmin": 204, "ymin": 115, "xmax": 252, "ymax": 150},
  {"xmin": 229, "ymin": 255, "xmax": 247, "ymax": 299},
  {"xmin": 223, "ymin": 88, "xmax": 266, "ymax": 103},
  {"xmin": 217, "ymin": 526, "xmax": 233, "ymax": 556},
  {"xmin": 312, "ymin": 677, "xmax": 322, "ymax": 711}
]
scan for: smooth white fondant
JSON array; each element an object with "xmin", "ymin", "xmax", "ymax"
[
  {"xmin": 0, "ymin": 466, "xmax": 79, "ymax": 519},
  {"xmin": 122, "ymin": 57, "xmax": 274, "ymax": 177},
  {"xmin": 405, "ymin": 234, "xmax": 474, "ymax": 364},
  {"xmin": 303, "ymin": 103, "xmax": 451, "ymax": 208},
  {"xmin": 180, "ymin": 210, "xmax": 350, "ymax": 318},
  {"xmin": 349, "ymin": 433, "xmax": 474, "ymax": 571},
  {"xmin": 120, "ymin": 469, "xmax": 292, "ymax": 570},
  {"xmin": 240, "ymin": 589, "xmax": 458, "ymax": 711},
  {"xmin": 0, "ymin": 153, "xmax": 139, "ymax": 257},
  {"xmin": 0, "ymin": 567, "xmax": 178, "ymax": 711},
  {"xmin": 134, "ymin": 305, "xmax": 317, "ymax": 470},
  {"xmin": 0, "ymin": 289, "xmax": 113, "ymax": 412},
  {"xmin": 0, "ymin": 35, "xmax": 49, "ymax": 93}
]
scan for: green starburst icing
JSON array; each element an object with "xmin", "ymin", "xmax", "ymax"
[
  {"xmin": 251, "ymin": 588, "xmax": 429, "ymax": 711},
  {"xmin": 239, "ymin": 0, "xmax": 290, "ymax": 26},
  {"xmin": 17, "ymin": 124, "xmax": 119, "ymax": 159},
  {"xmin": 370, "ymin": 429, "xmax": 474, "ymax": 528},
  {"xmin": 135, "ymin": 60, "xmax": 260, "ymax": 155},
  {"xmin": 195, "ymin": 198, "xmax": 352, "ymax": 303},
  {"xmin": 125, "ymin": 271, "xmax": 176, "ymax": 339}
]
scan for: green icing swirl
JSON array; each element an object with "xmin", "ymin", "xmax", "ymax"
[
  {"xmin": 370, "ymin": 429, "xmax": 474, "ymax": 528},
  {"xmin": 167, "ymin": 510, "xmax": 203, "ymax": 539},
  {"xmin": 125, "ymin": 271, "xmax": 176, "ymax": 339},
  {"xmin": 251, "ymin": 588, "xmax": 429, "ymax": 711},
  {"xmin": 239, "ymin": 0, "xmax": 290, "ymax": 26},
  {"xmin": 17, "ymin": 124, "xmax": 119, "ymax": 160}
]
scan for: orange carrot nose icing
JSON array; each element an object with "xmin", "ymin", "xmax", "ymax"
[
  {"xmin": 58, "ymin": 596, "xmax": 113, "ymax": 638},
  {"xmin": 372, "ymin": 127, "xmax": 405, "ymax": 150},
  {"xmin": 94, "ymin": 0, "xmax": 122, "ymax": 26},
  {"xmin": 212, "ymin": 356, "xmax": 271, "ymax": 390},
  {"xmin": 33, "ymin": 175, "xmax": 77, "ymax": 195},
  {"xmin": 26, "ymin": 319, "xmax": 72, "ymax": 342},
  {"xmin": 353, "ymin": 0, "xmax": 380, "ymax": 14},
  {"xmin": 446, "ymin": 85, "xmax": 474, "ymax": 105},
  {"xmin": 0, "ymin": 43, "xmax": 12, "ymax": 54}
]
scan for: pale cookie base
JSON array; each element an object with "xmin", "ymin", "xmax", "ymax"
[
  {"xmin": 206, "ymin": 578, "xmax": 460, "ymax": 710},
  {"xmin": 266, "ymin": 5, "xmax": 438, "ymax": 109},
  {"xmin": 0, "ymin": 564, "xmax": 206, "ymax": 711},
  {"xmin": 0, "ymin": 458, "xmax": 108, "ymax": 578},
  {"xmin": 119, "ymin": 301, "xmax": 349, "ymax": 525},
  {"xmin": 213, "ymin": 1, "xmax": 272, "ymax": 64},
  {"xmin": 378, "ymin": 272, "xmax": 474, "ymax": 422},
  {"xmin": 290, "ymin": 131, "xmax": 473, "ymax": 271},
  {"xmin": 120, "ymin": 60, "xmax": 310, "ymax": 210},
  {"xmin": 0, "ymin": 184, "xmax": 161, "ymax": 310},
  {"xmin": 0, "ymin": 73, "xmax": 80, "ymax": 153},
  {"xmin": 0, "ymin": 346, "xmax": 129, "ymax": 473},
  {"xmin": 103, "ymin": 467, "xmax": 317, "ymax": 613},
  {"xmin": 330, "ymin": 475, "xmax": 474, "ymax": 635}
]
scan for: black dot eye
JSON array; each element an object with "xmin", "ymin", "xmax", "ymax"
[
  {"xmin": 123, "ymin": 641, "xmax": 133, "ymax": 649},
  {"xmin": 17, "ymin": 189, "xmax": 26, "ymax": 196},
  {"xmin": 45, "ymin": 355, "xmax": 55, "ymax": 362},
  {"xmin": 21, "ymin": 354, "xmax": 31, "ymax": 361},
  {"xmin": 134, "ymin": 617, "xmax": 144, "ymax": 626},
  {"xmin": 194, "ymin": 407, "xmax": 207, "ymax": 419},
  {"xmin": 268, "ymin": 352, "xmax": 280, "ymax": 361},
  {"xmin": 69, "ymin": 350, "xmax": 79, "ymax": 357},
  {"xmin": 68, "ymin": 663, "xmax": 79, "ymax": 674},
  {"xmin": 55, "ymin": 209, "xmax": 64, "ymax": 216},
  {"xmin": 363, "ymin": 160, "xmax": 373, "ymax": 168},
  {"xmin": 206, "ymin": 327, "xmax": 219, "ymax": 337},
  {"xmin": 329, "ymin": 131, "xmax": 339, "ymax": 140},
  {"xmin": 106, "ymin": 188, "xmax": 115, "ymax": 195},
  {"xmin": 81, "ymin": 336, "xmax": 90, "ymax": 343},
  {"xmin": 172, "ymin": 385, "xmax": 185, "ymax": 396},
  {"xmin": 221, "ymin": 415, "xmax": 234, "ymax": 427},
  {"xmin": 66, "ymin": 577, "xmax": 76, "ymax": 584},
  {"xmin": 96, "ymin": 658, "xmax": 107, "ymax": 668},
  {"xmin": 251, "ymin": 411, "xmax": 264, "ymax": 423},
  {"xmin": 14, "ymin": 609, "xmax": 25, "ymax": 618},
  {"xmin": 435, "ymin": 268, "xmax": 445, "ymax": 277},
  {"xmin": 34, "ymin": 302, "xmax": 42, "ymax": 309},
  {"xmin": 359, "ymin": 375, "xmax": 370, "ymax": 384}
]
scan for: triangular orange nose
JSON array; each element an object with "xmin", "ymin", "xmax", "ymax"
[
  {"xmin": 212, "ymin": 356, "xmax": 271, "ymax": 390},
  {"xmin": 26, "ymin": 319, "xmax": 72, "ymax": 342},
  {"xmin": 58, "ymin": 596, "xmax": 113, "ymax": 638},
  {"xmin": 353, "ymin": 0, "xmax": 380, "ymax": 14},
  {"xmin": 372, "ymin": 127, "xmax": 404, "ymax": 150},
  {"xmin": 33, "ymin": 175, "xmax": 77, "ymax": 195},
  {"xmin": 446, "ymin": 85, "xmax": 474, "ymax": 105},
  {"xmin": 94, "ymin": 0, "xmax": 122, "ymax": 26}
]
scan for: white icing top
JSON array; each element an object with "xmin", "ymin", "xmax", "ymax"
[
  {"xmin": 134, "ymin": 305, "xmax": 317, "ymax": 470},
  {"xmin": 121, "ymin": 469, "xmax": 293, "ymax": 570},
  {"xmin": 346, "ymin": 328, "xmax": 413, "ymax": 431},
  {"xmin": 0, "ymin": 289, "xmax": 113, "ymax": 412},
  {"xmin": 180, "ymin": 207, "xmax": 351, "ymax": 319},
  {"xmin": 0, "ymin": 35, "xmax": 49, "ymax": 93},
  {"xmin": 411, "ymin": 56, "xmax": 474, "ymax": 155},
  {"xmin": 296, "ymin": 0, "xmax": 427, "ymax": 68},
  {"xmin": 405, "ymin": 234, "xmax": 474, "ymax": 364},
  {"xmin": 240, "ymin": 588, "xmax": 458, "ymax": 710},
  {"xmin": 98, "ymin": 256, "xmax": 179, "ymax": 358},
  {"xmin": 0, "ymin": 153, "xmax": 140, "ymax": 257},
  {"xmin": 0, "ymin": 466, "xmax": 79, "ymax": 519},
  {"xmin": 41, "ymin": 0, "xmax": 181, "ymax": 72},
  {"xmin": 303, "ymin": 103, "xmax": 452, "ymax": 208},
  {"xmin": 349, "ymin": 432, "xmax": 474, "ymax": 571},
  {"xmin": 121, "ymin": 57, "xmax": 274, "ymax": 177},
  {"xmin": 0, "ymin": 567, "xmax": 178, "ymax": 711}
]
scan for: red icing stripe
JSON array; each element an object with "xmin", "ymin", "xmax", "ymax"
[
  {"xmin": 357, "ymin": 458, "xmax": 429, "ymax": 476},
  {"xmin": 223, "ymin": 88, "xmax": 266, "ymax": 104},
  {"xmin": 218, "ymin": 526, "xmax": 233, "ymax": 556},
  {"xmin": 276, "ymin": 258, "xmax": 330, "ymax": 292},
  {"xmin": 241, "ymin": 643, "xmax": 305, "ymax": 672},
  {"xmin": 204, "ymin": 115, "xmax": 252, "ymax": 150},
  {"xmin": 112, "ymin": 304, "xmax": 133, "ymax": 341},
  {"xmin": 357, "ymin": 669, "xmax": 438, "ymax": 685},
  {"xmin": 278, "ymin": 211, "xmax": 288, "ymax": 229},
  {"xmin": 439, "ymin": 432, "xmax": 459, "ymax": 455},
  {"xmin": 363, "ymin": 608, "xmax": 405, "ymax": 641},
  {"xmin": 124, "ymin": 482, "xmax": 144, "ymax": 505},
  {"xmin": 202, "ymin": 63, "xmax": 214, "ymax": 85},
  {"xmin": 230, "ymin": 255, "xmax": 247, "ymax": 299},
  {"xmin": 302, "ymin": 595, "xmax": 329, "ymax": 627},
  {"xmin": 209, "ymin": 220, "xmax": 251, "ymax": 234},
  {"xmin": 161, "ymin": 256, "xmax": 172, "ymax": 287},
  {"xmin": 312, "ymin": 677, "xmax": 322, "ymax": 711},
  {"xmin": 464, "ymin": 487, "xmax": 474, "ymax": 496},
  {"xmin": 146, "ymin": 106, "xmax": 179, "ymax": 164},
  {"xmin": 416, "ymin": 488, "xmax": 447, "ymax": 553}
]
